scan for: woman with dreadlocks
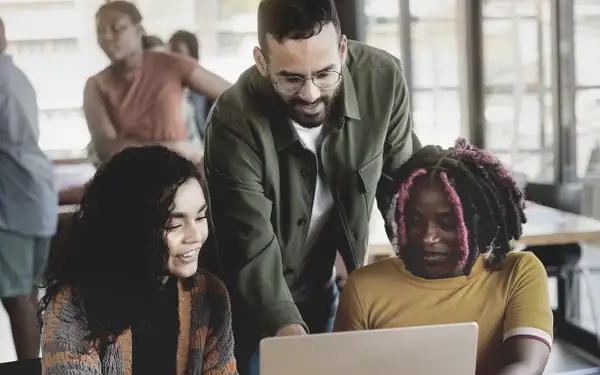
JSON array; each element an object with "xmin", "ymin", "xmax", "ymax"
[
  {"xmin": 334, "ymin": 139, "xmax": 552, "ymax": 375},
  {"xmin": 40, "ymin": 146, "xmax": 237, "ymax": 375}
]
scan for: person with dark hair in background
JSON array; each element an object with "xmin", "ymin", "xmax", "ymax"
[
  {"xmin": 170, "ymin": 30, "xmax": 200, "ymax": 61},
  {"xmin": 0, "ymin": 17, "xmax": 58, "ymax": 360},
  {"xmin": 40, "ymin": 146, "xmax": 237, "ymax": 375},
  {"xmin": 202, "ymin": 0, "xmax": 420, "ymax": 373},
  {"xmin": 169, "ymin": 30, "xmax": 208, "ymax": 141},
  {"xmin": 334, "ymin": 139, "xmax": 552, "ymax": 375},
  {"xmin": 85, "ymin": 1, "xmax": 230, "ymax": 165}
]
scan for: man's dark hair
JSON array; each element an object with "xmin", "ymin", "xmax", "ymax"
[
  {"xmin": 38, "ymin": 146, "xmax": 206, "ymax": 346},
  {"xmin": 390, "ymin": 138, "xmax": 527, "ymax": 275},
  {"xmin": 257, "ymin": 0, "xmax": 341, "ymax": 56}
]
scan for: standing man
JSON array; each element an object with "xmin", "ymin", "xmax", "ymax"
[
  {"xmin": 0, "ymin": 17, "xmax": 58, "ymax": 360},
  {"xmin": 202, "ymin": 0, "xmax": 419, "ymax": 373}
]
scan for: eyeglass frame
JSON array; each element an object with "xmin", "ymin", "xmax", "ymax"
[
  {"xmin": 259, "ymin": 36, "xmax": 347, "ymax": 95},
  {"xmin": 268, "ymin": 67, "xmax": 343, "ymax": 95}
]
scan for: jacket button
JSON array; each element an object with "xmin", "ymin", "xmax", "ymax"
[
  {"xmin": 301, "ymin": 169, "xmax": 308, "ymax": 177},
  {"xmin": 297, "ymin": 217, "xmax": 307, "ymax": 226}
]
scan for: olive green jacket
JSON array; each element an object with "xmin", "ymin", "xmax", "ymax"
[{"xmin": 203, "ymin": 40, "xmax": 419, "ymax": 335}]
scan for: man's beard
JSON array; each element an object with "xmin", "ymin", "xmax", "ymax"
[{"xmin": 271, "ymin": 83, "xmax": 343, "ymax": 129}]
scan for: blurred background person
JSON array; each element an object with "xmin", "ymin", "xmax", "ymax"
[
  {"xmin": 85, "ymin": 1, "xmax": 229, "ymax": 165},
  {"xmin": 170, "ymin": 30, "xmax": 208, "ymax": 142},
  {"xmin": 0, "ymin": 17, "xmax": 58, "ymax": 360}
]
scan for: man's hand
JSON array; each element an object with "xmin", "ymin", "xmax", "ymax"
[{"xmin": 275, "ymin": 324, "xmax": 307, "ymax": 337}]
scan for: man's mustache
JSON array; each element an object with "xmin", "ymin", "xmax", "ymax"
[{"xmin": 289, "ymin": 97, "xmax": 325, "ymax": 107}]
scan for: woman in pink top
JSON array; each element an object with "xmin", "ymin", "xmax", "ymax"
[{"xmin": 84, "ymin": 1, "xmax": 230, "ymax": 164}]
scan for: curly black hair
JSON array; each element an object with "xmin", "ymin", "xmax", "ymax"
[
  {"xmin": 257, "ymin": 0, "xmax": 341, "ymax": 56},
  {"xmin": 39, "ymin": 145, "xmax": 205, "ymax": 346},
  {"xmin": 390, "ymin": 139, "xmax": 527, "ymax": 275}
]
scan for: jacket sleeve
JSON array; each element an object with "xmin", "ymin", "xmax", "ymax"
[
  {"xmin": 376, "ymin": 59, "xmax": 420, "ymax": 243},
  {"xmin": 204, "ymin": 104, "xmax": 305, "ymax": 335},
  {"xmin": 202, "ymin": 276, "xmax": 238, "ymax": 375},
  {"xmin": 41, "ymin": 291, "xmax": 102, "ymax": 375}
]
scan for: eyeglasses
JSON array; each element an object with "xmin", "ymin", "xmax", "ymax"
[{"xmin": 273, "ymin": 70, "xmax": 342, "ymax": 95}]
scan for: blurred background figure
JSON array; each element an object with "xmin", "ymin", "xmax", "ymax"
[
  {"xmin": 170, "ymin": 30, "xmax": 208, "ymax": 142},
  {"xmin": 85, "ymin": 1, "xmax": 228, "ymax": 166},
  {"xmin": 0, "ymin": 17, "xmax": 57, "ymax": 361}
]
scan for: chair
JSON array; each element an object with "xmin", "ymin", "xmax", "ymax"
[{"xmin": 0, "ymin": 358, "xmax": 41, "ymax": 375}]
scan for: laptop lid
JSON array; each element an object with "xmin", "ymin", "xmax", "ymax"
[{"xmin": 260, "ymin": 322, "xmax": 478, "ymax": 375}]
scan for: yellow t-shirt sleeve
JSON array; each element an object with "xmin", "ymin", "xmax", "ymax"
[
  {"xmin": 503, "ymin": 252, "xmax": 553, "ymax": 346},
  {"xmin": 333, "ymin": 274, "xmax": 368, "ymax": 332}
]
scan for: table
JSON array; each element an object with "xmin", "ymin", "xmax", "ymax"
[{"xmin": 367, "ymin": 201, "xmax": 600, "ymax": 262}]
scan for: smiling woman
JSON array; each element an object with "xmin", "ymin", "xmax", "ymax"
[{"xmin": 38, "ymin": 145, "xmax": 237, "ymax": 375}]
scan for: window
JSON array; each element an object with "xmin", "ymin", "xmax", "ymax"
[
  {"xmin": 482, "ymin": 0, "xmax": 553, "ymax": 182},
  {"xmin": 364, "ymin": 0, "xmax": 400, "ymax": 58},
  {"xmin": 574, "ymin": 0, "xmax": 600, "ymax": 178},
  {"xmin": 195, "ymin": 0, "xmax": 257, "ymax": 83},
  {"xmin": 365, "ymin": 0, "xmax": 462, "ymax": 147},
  {"xmin": 410, "ymin": 0, "xmax": 462, "ymax": 147},
  {"xmin": 2, "ymin": 0, "xmax": 259, "ymax": 159}
]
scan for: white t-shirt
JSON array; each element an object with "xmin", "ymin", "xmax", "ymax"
[{"xmin": 292, "ymin": 121, "xmax": 335, "ymax": 253}]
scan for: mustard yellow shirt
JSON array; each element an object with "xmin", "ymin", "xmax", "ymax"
[{"xmin": 334, "ymin": 252, "xmax": 553, "ymax": 375}]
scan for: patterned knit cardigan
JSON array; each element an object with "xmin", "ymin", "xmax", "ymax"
[{"xmin": 42, "ymin": 271, "xmax": 238, "ymax": 375}]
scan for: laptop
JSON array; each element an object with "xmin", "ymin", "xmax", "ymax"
[{"xmin": 260, "ymin": 322, "xmax": 479, "ymax": 375}]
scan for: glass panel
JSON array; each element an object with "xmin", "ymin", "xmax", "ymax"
[
  {"xmin": 575, "ymin": 89, "xmax": 600, "ymax": 177},
  {"xmin": 485, "ymin": 93, "xmax": 553, "ymax": 181},
  {"xmin": 410, "ymin": 0, "xmax": 459, "ymax": 89},
  {"xmin": 483, "ymin": 0, "xmax": 539, "ymax": 18},
  {"xmin": 364, "ymin": 0, "xmax": 401, "ymax": 57},
  {"xmin": 365, "ymin": 0, "xmax": 463, "ymax": 147},
  {"xmin": 412, "ymin": 91, "xmax": 461, "ymax": 147},
  {"xmin": 409, "ymin": 0, "xmax": 462, "ymax": 147},
  {"xmin": 192, "ymin": 0, "xmax": 258, "ymax": 83},
  {"xmin": 574, "ymin": 0, "xmax": 600, "ymax": 86},
  {"xmin": 482, "ymin": 0, "xmax": 553, "ymax": 182},
  {"xmin": 573, "ymin": 269, "xmax": 600, "ymax": 334},
  {"xmin": 411, "ymin": 20, "xmax": 460, "ymax": 88},
  {"xmin": 574, "ymin": 1, "xmax": 600, "ymax": 179},
  {"xmin": 483, "ymin": 19, "xmax": 544, "ymax": 86}
]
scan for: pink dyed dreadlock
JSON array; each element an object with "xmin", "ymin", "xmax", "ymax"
[{"xmin": 392, "ymin": 138, "xmax": 527, "ymax": 274}]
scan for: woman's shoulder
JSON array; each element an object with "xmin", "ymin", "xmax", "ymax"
[
  {"xmin": 86, "ymin": 67, "xmax": 116, "ymax": 94},
  {"xmin": 499, "ymin": 251, "xmax": 547, "ymax": 282},
  {"xmin": 502, "ymin": 251, "xmax": 545, "ymax": 272},
  {"xmin": 43, "ymin": 286, "xmax": 88, "ymax": 334}
]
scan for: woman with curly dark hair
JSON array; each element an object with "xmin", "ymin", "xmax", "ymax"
[
  {"xmin": 334, "ymin": 139, "xmax": 552, "ymax": 375},
  {"xmin": 39, "ymin": 146, "xmax": 237, "ymax": 375}
]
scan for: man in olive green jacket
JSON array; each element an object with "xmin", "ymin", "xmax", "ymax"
[{"xmin": 202, "ymin": 1, "xmax": 420, "ymax": 373}]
